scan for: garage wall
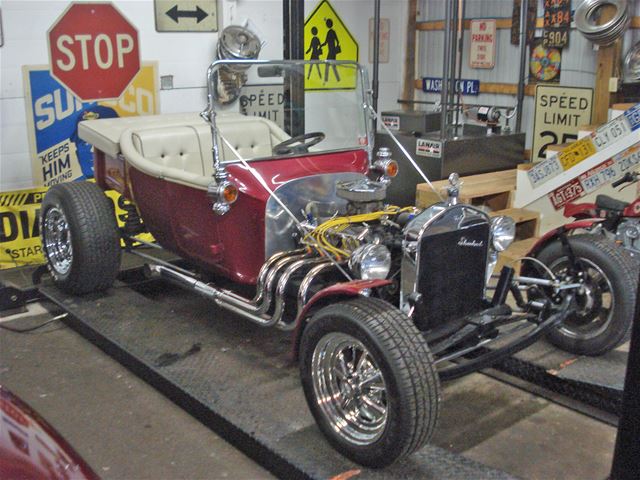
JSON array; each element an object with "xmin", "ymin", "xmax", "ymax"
[
  {"xmin": 0, "ymin": 0, "xmax": 410, "ymax": 191},
  {"xmin": 415, "ymin": 0, "xmax": 640, "ymax": 150}
]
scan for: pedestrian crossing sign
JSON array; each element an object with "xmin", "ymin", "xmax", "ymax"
[{"xmin": 304, "ymin": 0, "xmax": 359, "ymax": 91}]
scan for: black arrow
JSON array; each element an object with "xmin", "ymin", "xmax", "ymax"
[{"xmin": 166, "ymin": 5, "xmax": 208, "ymax": 24}]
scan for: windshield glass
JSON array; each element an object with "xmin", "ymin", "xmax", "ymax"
[{"xmin": 208, "ymin": 60, "xmax": 371, "ymax": 162}]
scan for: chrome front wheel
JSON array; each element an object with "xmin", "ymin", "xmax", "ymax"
[
  {"xmin": 299, "ymin": 297, "xmax": 440, "ymax": 468},
  {"xmin": 311, "ymin": 332, "xmax": 388, "ymax": 446}
]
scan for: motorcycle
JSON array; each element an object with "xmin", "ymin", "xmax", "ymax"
[
  {"xmin": 562, "ymin": 170, "xmax": 640, "ymax": 257},
  {"xmin": 518, "ymin": 172, "xmax": 639, "ymax": 356}
]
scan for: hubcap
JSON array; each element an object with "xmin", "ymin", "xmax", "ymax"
[
  {"xmin": 551, "ymin": 257, "xmax": 614, "ymax": 341},
  {"xmin": 43, "ymin": 207, "xmax": 73, "ymax": 275},
  {"xmin": 311, "ymin": 332, "xmax": 388, "ymax": 446}
]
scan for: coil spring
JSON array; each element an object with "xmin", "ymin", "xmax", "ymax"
[{"xmin": 121, "ymin": 201, "xmax": 145, "ymax": 235}]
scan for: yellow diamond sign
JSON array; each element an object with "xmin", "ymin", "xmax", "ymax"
[{"xmin": 304, "ymin": 0, "xmax": 359, "ymax": 91}]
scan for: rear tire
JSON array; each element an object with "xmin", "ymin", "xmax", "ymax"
[
  {"xmin": 40, "ymin": 182, "xmax": 121, "ymax": 294},
  {"xmin": 534, "ymin": 234, "xmax": 637, "ymax": 356},
  {"xmin": 299, "ymin": 297, "xmax": 440, "ymax": 468}
]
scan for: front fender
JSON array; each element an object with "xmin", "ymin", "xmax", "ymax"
[
  {"xmin": 527, "ymin": 220, "xmax": 604, "ymax": 258},
  {"xmin": 290, "ymin": 279, "xmax": 392, "ymax": 360}
]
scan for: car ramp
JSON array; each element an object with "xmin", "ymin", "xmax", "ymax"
[{"xmin": 39, "ymin": 276, "xmax": 516, "ymax": 480}]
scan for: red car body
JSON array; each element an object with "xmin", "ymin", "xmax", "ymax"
[{"xmin": 0, "ymin": 386, "xmax": 97, "ymax": 480}]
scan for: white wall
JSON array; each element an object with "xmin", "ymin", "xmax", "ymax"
[{"xmin": 0, "ymin": 0, "xmax": 409, "ymax": 191}]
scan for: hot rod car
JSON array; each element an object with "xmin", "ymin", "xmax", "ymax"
[{"xmin": 40, "ymin": 58, "xmax": 636, "ymax": 467}]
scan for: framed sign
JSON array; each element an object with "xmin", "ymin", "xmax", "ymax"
[
  {"xmin": 469, "ymin": 19, "xmax": 496, "ymax": 69},
  {"xmin": 531, "ymin": 84, "xmax": 593, "ymax": 163}
]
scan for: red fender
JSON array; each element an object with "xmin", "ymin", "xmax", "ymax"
[
  {"xmin": 527, "ymin": 219, "xmax": 604, "ymax": 258},
  {"xmin": 563, "ymin": 201, "xmax": 596, "ymax": 219},
  {"xmin": 290, "ymin": 279, "xmax": 392, "ymax": 360}
]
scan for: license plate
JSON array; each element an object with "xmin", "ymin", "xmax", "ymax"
[
  {"xmin": 624, "ymin": 104, "xmax": 640, "ymax": 131},
  {"xmin": 579, "ymin": 159, "xmax": 620, "ymax": 193},
  {"xmin": 528, "ymin": 156, "xmax": 562, "ymax": 188},
  {"xmin": 548, "ymin": 178, "xmax": 584, "ymax": 210},
  {"xmin": 615, "ymin": 147, "xmax": 640, "ymax": 173},
  {"xmin": 592, "ymin": 116, "xmax": 631, "ymax": 151},
  {"xmin": 558, "ymin": 137, "xmax": 596, "ymax": 170}
]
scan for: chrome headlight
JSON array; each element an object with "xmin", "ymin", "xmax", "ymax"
[
  {"xmin": 490, "ymin": 215, "xmax": 516, "ymax": 252},
  {"xmin": 348, "ymin": 244, "xmax": 391, "ymax": 280}
]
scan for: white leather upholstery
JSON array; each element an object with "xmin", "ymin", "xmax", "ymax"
[
  {"xmin": 78, "ymin": 113, "xmax": 203, "ymax": 158},
  {"xmin": 111, "ymin": 113, "xmax": 290, "ymax": 189}
]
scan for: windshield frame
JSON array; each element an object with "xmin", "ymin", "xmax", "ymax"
[{"xmin": 201, "ymin": 59, "xmax": 374, "ymax": 171}]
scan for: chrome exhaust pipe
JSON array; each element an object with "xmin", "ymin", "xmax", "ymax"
[
  {"xmin": 147, "ymin": 250, "xmax": 322, "ymax": 329},
  {"xmin": 148, "ymin": 263, "xmax": 277, "ymax": 326}
]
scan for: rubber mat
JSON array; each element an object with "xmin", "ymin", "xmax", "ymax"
[{"xmin": 40, "ymin": 281, "xmax": 516, "ymax": 480}]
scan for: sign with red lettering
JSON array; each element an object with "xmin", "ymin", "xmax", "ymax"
[
  {"xmin": 470, "ymin": 19, "xmax": 496, "ymax": 69},
  {"xmin": 48, "ymin": 3, "xmax": 140, "ymax": 101},
  {"xmin": 548, "ymin": 178, "xmax": 584, "ymax": 210}
]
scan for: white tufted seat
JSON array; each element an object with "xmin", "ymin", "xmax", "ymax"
[{"xmin": 112, "ymin": 114, "xmax": 290, "ymax": 189}]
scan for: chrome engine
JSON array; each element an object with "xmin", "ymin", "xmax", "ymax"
[{"xmin": 616, "ymin": 218, "xmax": 640, "ymax": 255}]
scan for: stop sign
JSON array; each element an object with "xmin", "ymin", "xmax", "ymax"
[{"xmin": 48, "ymin": 3, "xmax": 140, "ymax": 100}]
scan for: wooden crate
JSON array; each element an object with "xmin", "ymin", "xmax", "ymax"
[{"xmin": 415, "ymin": 169, "xmax": 517, "ymax": 209}]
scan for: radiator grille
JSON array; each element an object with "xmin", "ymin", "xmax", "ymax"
[{"xmin": 414, "ymin": 222, "xmax": 489, "ymax": 330}]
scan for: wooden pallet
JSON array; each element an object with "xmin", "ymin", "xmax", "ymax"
[
  {"xmin": 495, "ymin": 237, "xmax": 539, "ymax": 274},
  {"xmin": 416, "ymin": 169, "xmax": 517, "ymax": 210},
  {"xmin": 415, "ymin": 169, "xmax": 540, "ymax": 273}
]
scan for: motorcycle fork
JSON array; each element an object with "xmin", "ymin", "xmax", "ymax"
[{"xmin": 558, "ymin": 228, "xmax": 582, "ymax": 277}]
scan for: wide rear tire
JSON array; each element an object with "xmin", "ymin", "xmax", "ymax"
[
  {"xmin": 534, "ymin": 234, "xmax": 637, "ymax": 355},
  {"xmin": 40, "ymin": 182, "xmax": 121, "ymax": 294},
  {"xmin": 299, "ymin": 297, "xmax": 440, "ymax": 468}
]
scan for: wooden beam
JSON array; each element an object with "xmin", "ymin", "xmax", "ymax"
[
  {"xmin": 401, "ymin": 0, "xmax": 418, "ymax": 111},
  {"xmin": 416, "ymin": 17, "xmax": 543, "ymax": 31},
  {"xmin": 417, "ymin": 16, "xmax": 640, "ymax": 32},
  {"xmin": 413, "ymin": 79, "xmax": 535, "ymax": 96},
  {"xmin": 593, "ymin": 5, "xmax": 622, "ymax": 124}
]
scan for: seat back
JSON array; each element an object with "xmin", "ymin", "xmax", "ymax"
[{"xmin": 132, "ymin": 126, "xmax": 205, "ymax": 176}]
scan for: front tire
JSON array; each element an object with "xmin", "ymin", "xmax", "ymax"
[
  {"xmin": 40, "ymin": 182, "xmax": 121, "ymax": 294},
  {"xmin": 533, "ymin": 234, "xmax": 637, "ymax": 356},
  {"xmin": 299, "ymin": 297, "xmax": 440, "ymax": 468}
]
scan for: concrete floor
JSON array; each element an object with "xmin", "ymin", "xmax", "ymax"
[
  {"xmin": 0, "ymin": 304, "xmax": 274, "ymax": 479},
  {"xmin": 0, "ymin": 301, "xmax": 618, "ymax": 480},
  {"xmin": 0, "ymin": 265, "xmax": 618, "ymax": 479}
]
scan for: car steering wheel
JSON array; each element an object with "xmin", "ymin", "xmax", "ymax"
[{"xmin": 273, "ymin": 132, "xmax": 326, "ymax": 155}]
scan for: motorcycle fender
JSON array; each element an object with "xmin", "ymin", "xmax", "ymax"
[
  {"xmin": 290, "ymin": 279, "xmax": 392, "ymax": 360},
  {"xmin": 527, "ymin": 220, "xmax": 603, "ymax": 257},
  {"xmin": 563, "ymin": 202, "xmax": 596, "ymax": 219}
]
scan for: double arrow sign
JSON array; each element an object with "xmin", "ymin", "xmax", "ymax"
[{"xmin": 165, "ymin": 5, "xmax": 208, "ymax": 23}]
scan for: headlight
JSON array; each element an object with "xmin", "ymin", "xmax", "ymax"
[
  {"xmin": 348, "ymin": 244, "xmax": 391, "ymax": 280},
  {"xmin": 490, "ymin": 215, "xmax": 516, "ymax": 252}
]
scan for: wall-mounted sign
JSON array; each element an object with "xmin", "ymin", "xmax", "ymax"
[
  {"xmin": 542, "ymin": 0, "xmax": 570, "ymax": 48},
  {"xmin": 369, "ymin": 17, "xmax": 389, "ymax": 64},
  {"xmin": 47, "ymin": 2, "xmax": 140, "ymax": 101},
  {"xmin": 0, "ymin": 185, "xmax": 153, "ymax": 269},
  {"xmin": 469, "ymin": 19, "xmax": 496, "ymax": 69},
  {"xmin": 239, "ymin": 84, "xmax": 285, "ymax": 129},
  {"xmin": 531, "ymin": 84, "xmax": 593, "ymax": 163},
  {"xmin": 154, "ymin": 0, "xmax": 218, "ymax": 32},
  {"xmin": 304, "ymin": 0, "xmax": 359, "ymax": 91},
  {"xmin": 422, "ymin": 77, "xmax": 480, "ymax": 96},
  {"xmin": 23, "ymin": 63, "xmax": 159, "ymax": 187}
]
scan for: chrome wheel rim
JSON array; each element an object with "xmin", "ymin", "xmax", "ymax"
[
  {"xmin": 43, "ymin": 207, "xmax": 73, "ymax": 275},
  {"xmin": 551, "ymin": 257, "xmax": 614, "ymax": 341},
  {"xmin": 311, "ymin": 332, "xmax": 388, "ymax": 445}
]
